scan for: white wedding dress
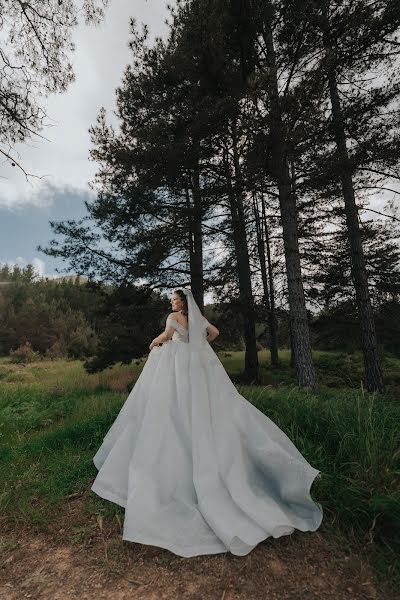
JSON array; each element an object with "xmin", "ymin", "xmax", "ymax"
[{"xmin": 91, "ymin": 313, "xmax": 323, "ymax": 557}]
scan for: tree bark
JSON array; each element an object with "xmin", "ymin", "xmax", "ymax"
[
  {"xmin": 252, "ymin": 191, "xmax": 280, "ymax": 367},
  {"xmin": 322, "ymin": 3, "xmax": 384, "ymax": 392},
  {"xmin": 261, "ymin": 192, "xmax": 280, "ymax": 368},
  {"xmin": 224, "ymin": 131, "xmax": 259, "ymax": 383},
  {"xmin": 189, "ymin": 163, "xmax": 205, "ymax": 313},
  {"xmin": 289, "ymin": 318, "xmax": 296, "ymax": 369},
  {"xmin": 263, "ymin": 20, "xmax": 316, "ymax": 387}
]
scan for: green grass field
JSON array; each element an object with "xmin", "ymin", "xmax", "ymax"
[{"xmin": 0, "ymin": 349, "xmax": 399, "ymax": 585}]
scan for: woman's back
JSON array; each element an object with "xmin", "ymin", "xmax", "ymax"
[{"xmin": 167, "ymin": 314, "xmax": 189, "ymax": 343}]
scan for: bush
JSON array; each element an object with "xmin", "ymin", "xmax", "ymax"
[
  {"xmin": 67, "ymin": 325, "xmax": 98, "ymax": 359},
  {"xmin": 9, "ymin": 341, "xmax": 39, "ymax": 364},
  {"xmin": 45, "ymin": 340, "xmax": 66, "ymax": 360}
]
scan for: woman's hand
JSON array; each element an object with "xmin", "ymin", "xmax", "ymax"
[
  {"xmin": 149, "ymin": 338, "xmax": 162, "ymax": 350},
  {"xmin": 149, "ymin": 328, "xmax": 170, "ymax": 350}
]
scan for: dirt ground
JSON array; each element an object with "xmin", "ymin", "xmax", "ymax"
[{"xmin": 0, "ymin": 495, "xmax": 396, "ymax": 600}]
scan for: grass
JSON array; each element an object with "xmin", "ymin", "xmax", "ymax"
[
  {"xmin": 224, "ymin": 348, "xmax": 400, "ymax": 397},
  {"xmin": 0, "ymin": 350, "xmax": 399, "ymax": 586}
]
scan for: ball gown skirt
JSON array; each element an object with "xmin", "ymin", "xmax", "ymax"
[{"xmin": 91, "ymin": 325, "xmax": 323, "ymax": 558}]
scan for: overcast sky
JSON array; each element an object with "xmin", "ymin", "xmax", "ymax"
[
  {"xmin": 0, "ymin": 0, "xmax": 169, "ymax": 278},
  {"xmin": 0, "ymin": 2, "xmax": 397, "ymax": 284}
]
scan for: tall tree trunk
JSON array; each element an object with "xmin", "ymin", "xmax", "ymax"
[
  {"xmin": 322, "ymin": 4, "xmax": 384, "ymax": 393},
  {"xmin": 289, "ymin": 318, "xmax": 296, "ymax": 369},
  {"xmin": 263, "ymin": 20, "xmax": 316, "ymax": 388},
  {"xmin": 189, "ymin": 163, "xmax": 205, "ymax": 312},
  {"xmin": 261, "ymin": 192, "xmax": 280, "ymax": 368},
  {"xmin": 252, "ymin": 191, "xmax": 280, "ymax": 367},
  {"xmin": 224, "ymin": 137, "xmax": 259, "ymax": 383}
]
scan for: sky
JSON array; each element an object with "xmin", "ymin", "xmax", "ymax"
[
  {"xmin": 0, "ymin": 0, "xmax": 170, "ymax": 279},
  {"xmin": 0, "ymin": 2, "xmax": 397, "ymax": 286}
]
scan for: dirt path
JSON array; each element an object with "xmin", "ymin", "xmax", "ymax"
[{"xmin": 0, "ymin": 496, "xmax": 393, "ymax": 600}]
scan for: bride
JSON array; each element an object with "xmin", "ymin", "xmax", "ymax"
[{"xmin": 91, "ymin": 287, "xmax": 323, "ymax": 557}]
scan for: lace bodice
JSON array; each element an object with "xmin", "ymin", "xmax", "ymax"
[{"xmin": 166, "ymin": 314, "xmax": 209, "ymax": 344}]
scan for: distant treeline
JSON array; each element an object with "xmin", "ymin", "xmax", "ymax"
[
  {"xmin": 0, "ymin": 264, "xmax": 398, "ymax": 372},
  {"xmin": 0, "ymin": 264, "xmax": 172, "ymax": 371}
]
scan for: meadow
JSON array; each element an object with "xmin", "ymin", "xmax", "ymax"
[{"xmin": 0, "ymin": 349, "xmax": 399, "ymax": 591}]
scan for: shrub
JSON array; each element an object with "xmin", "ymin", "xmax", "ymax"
[
  {"xmin": 9, "ymin": 341, "xmax": 39, "ymax": 364},
  {"xmin": 45, "ymin": 340, "xmax": 66, "ymax": 360},
  {"xmin": 67, "ymin": 325, "xmax": 98, "ymax": 359}
]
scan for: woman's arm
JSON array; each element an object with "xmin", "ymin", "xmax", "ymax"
[
  {"xmin": 206, "ymin": 322, "xmax": 220, "ymax": 343},
  {"xmin": 149, "ymin": 325, "xmax": 175, "ymax": 350},
  {"xmin": 149, "ymin": 318, "xmax": 220, "ymax": 349}
]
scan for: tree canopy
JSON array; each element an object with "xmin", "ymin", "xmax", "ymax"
[{"xmin": 37, "ymin": 0, "xmax": 400, "ymax": 387}]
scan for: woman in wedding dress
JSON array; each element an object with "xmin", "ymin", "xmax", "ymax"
[{"xmin": 91, "ymin": 287, "xmax": 323, "ymax": 557}]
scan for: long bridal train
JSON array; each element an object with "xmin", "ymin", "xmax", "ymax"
[{"xmin": 91, "ymin": 315, "xmax": 323, "ymax": 558}]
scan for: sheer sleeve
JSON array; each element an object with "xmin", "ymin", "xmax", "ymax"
[{"xmin": 166, "ymin": 315, "xmax": 179, "ymax": 331}]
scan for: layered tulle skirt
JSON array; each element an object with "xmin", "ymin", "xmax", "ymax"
[{"xmin": 91, "ymin": 339, "xmax": 323, "ymax": 557}]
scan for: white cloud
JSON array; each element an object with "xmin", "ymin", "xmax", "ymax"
[
  {"xmin": 32, "ymin": 257, "xmax": 47, "ymax": 278},
  {"xmin": 0, "ymin": 255, "xmax": 48, "ymax": 278},
  {"xmin": 0, "ymin": 0, "xmax": 170, "ymax": 209},
  {"xmin": 0, "ymin": 180, "xmax": 60, "ymax": 211}
]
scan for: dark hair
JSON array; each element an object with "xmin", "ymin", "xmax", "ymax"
[{"xmin": 174, "ymin": 289, "xmax": 188, "ymax": 316}]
